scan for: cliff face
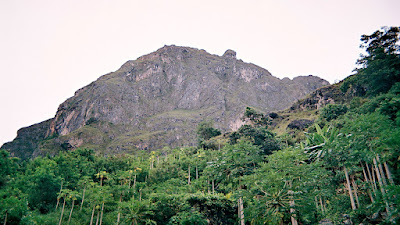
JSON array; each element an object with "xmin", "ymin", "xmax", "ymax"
[
  {"xmin": 2, "ymin": 45, "xmax": 329, "ymax": 159},
  {"xmin": 288, "ymin": 83, "xmax": 347, "ymax": 112}
]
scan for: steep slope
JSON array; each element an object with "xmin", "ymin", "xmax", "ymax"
[{"xmin": 2, "ymin": 45, "xmax": 329, "ymax": 159}]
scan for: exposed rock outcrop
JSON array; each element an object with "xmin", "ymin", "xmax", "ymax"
[
  {"xmin": 287, "ymin": 119, "xmax": 314, "ymax": 130},
  {"xmin": 2, "ymin": 45, "xmax": 329, "ymax": 159},
  {"xmin": 289, "ymin": 83, "xmax": 345, "ymax": 111}
]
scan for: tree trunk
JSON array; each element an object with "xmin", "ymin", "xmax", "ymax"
[
  {"xmin": 188, "ymin": 165, "xmax": 191, "ymax": 185},
  {"xmin": 99, "ymin": 202, "xmax": 104, "ymax": 225},
  {"xmin": 196, "ymin": 165, "xmax": 198, "ymax": 180},
  {"xmin": 117, "ymin": 194, "xmax": 122, "ymax": 224},
  {"xmin": 373, "ymin": 157, "xmax": 390, "ymax": 214},
  {"xmin": 383, "ymin": 162, "xmax": 394, "ymax": 185},
  {"xmin": 288, "ymin": 181, "xmax": 298, "ymax": 225},
  {"xmin": 68, "ymin": 199, "xmax": 75, "ymax": 224},
  {"xmin": 3, "ymin": 210, "xmax": 7, "ymax": 225},
  {"xmin": 376, "ymin": 155, "xmax": 388, "ymax": 186},
  {"xmin": 80, "ymin": 187, "xmax": 86, "ymax": 211},
  {"xmin": 315, "ymin": 196, "xmax": 319, "ymax": 211},
  {"xmin": 362, "ymin": 163, "xmax": 369, "ymax": 183},
  {"xmin": 368, "ymin": 162, "xmax": 378, "ymax": 191},
  {"xmin": 238, "ymin": 197, "xmax": 245, "ymax": 225},
  {"xmin": 212, "ymin": 180, "xmax": 215, "ymax": 195},
  {"xmin": 59, "ymin": 198, "xmax": 66, "ymax": 225},
  {"xmin": 90, "ymin": 205, "xmax": 96, "ymax": 225},
  {"xmin": 133, "ymin": 174, "xmax": 137, "ymax": 189},
  {"xmin": 56, "ymin": 181, "xmax": 63, "ymax": 210},
  {"xmin": 361, "ymin": 164, "xmax": 375, "ymax": 202},
  {"xmin": 289, "ymin": 191, "xmax": 298, "ymax": 225},
  {"xmin": 344, "ymin": 166, "xmax": 357, "ymax": 210},
  {"xmin": 319, "ymin": 196, "xmax": 324, "ymax": 213},
  {"xmin": 351, "ymin": 177, "xmax": 360, "ymax": 208},
  {"xmin": 95, "ymin": 210, "xmax": 100, "ymax": 225},
  {"xmin": 368, "ymin": 162, "xmax": 378, "ymax": 197}
]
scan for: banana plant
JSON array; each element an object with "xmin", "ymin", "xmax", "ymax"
[{"xmin": 302, "ymin": 124, "xmax": 340, "ymax": 161}]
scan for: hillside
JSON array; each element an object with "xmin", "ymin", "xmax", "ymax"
[
  {"xmin": 1, "ymin": 27, "xmax": 399, "ymax": 225},
  {"xmin": 2, "ymin": 45, "xmax": 328, "ymax": 159}
]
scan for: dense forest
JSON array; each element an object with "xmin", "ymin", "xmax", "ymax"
[{"xmin": 1, "ymin": 27, "xmax": 399, "ymax": 225}]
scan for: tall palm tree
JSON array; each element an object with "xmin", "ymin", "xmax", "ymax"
[
  {"xmin": 58, "ymin": 189, "xmax": 71, "ymax": 225},
  {"xmin": 67, "ymin": 190, "xmax": 79, "ymax": 224}
]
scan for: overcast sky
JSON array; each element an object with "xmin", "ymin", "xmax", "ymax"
[{"xmin": 0, "ymin": 0, "xmax": 399, "ymax": 146}]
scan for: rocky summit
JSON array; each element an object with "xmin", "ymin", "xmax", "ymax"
[{"xmin": 2, "ymin": 45, "xmax": 329, "ymax": 159}]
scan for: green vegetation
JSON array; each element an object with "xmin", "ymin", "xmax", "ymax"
[
  {"xmin": 196, "ymin": 120, "xmax": 221, "ymax": 149},
  {"xmin": 342, "ymin": 26, "xmax": 400, "ymax": 96},
  {"xmin": 1, "ymin": 27, "xmax": 400, "ymax": 224},
  {"xmin": 319, "ymin": 104, "xmax": 348, "ymax": 121}
]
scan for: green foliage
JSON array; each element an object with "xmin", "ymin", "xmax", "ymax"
[
  {"xmin": 354, "ymin": 92, "xmax": 400, "ymax": 122},
  {"xmin": 0, "ymin": 150, "xmax": 18, "ymax": 187},
  {"xmin": 150, "ymin": 194, "xmax": 187, "ymax": 224},
  {"xmin": 378, "ymin": 95, "xmax": 400, "ymax": 121},
  {"xmin": 196, "ymin": 120, "xmax": 221, "ymax": 148},
  {"xmin": 229, "ymin": 125, "xmax": 280, "ymax": 155},
  {"xmin": 1, "ymin": 90, "xmax": 400, "ymax": 224},
  {"xmin": 168, "ymin": 210, "xmax": 208, "ymax": 225},
  {"xmin": 185, "ymin": 194, "xmax": 236, "ymax": 224},
  {"xmin": 349, "ymin": 97, "xmax": 368, "ymax": 110},
  {"xmin": 26, "ymin": 157, "xmax": 62, "ymax": 213},
  {"xmin": 320, "ymin": 104, "xmax": 348, "ymax": 121},
  {"xmin": 303, "ymin": 123, "xmax": 340, "ymax": 161},
  {"xmin": 0, "ymin": 189, "xmax": 28, "ymax": 225},
  {"xmin": 121, "ymin": 199, "xmax": 156, "ymax": 225},
  {"xmin": 342, "ymin": 26, "xmax": 400, "ymax": 96},
  {"xmin": 340, "ymin": 74, "xmax": 367, "ymax": 96},
  {"xmin": 243, "ymin": 107, "xmax": 270, "ymax": 126},
  {"xmin": 244, "ymin": 147, "xmax": 331, "ymax": 225},
  {"xmin": 203, "ymin": 141, "xmax": 264, "ymax": 193}
]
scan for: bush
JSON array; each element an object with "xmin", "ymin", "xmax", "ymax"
[
  {"xmin": 168, "ymin": 210, "xmax": 207, "ymax": 225},
  {"xmin": 320, "ymin": 104, "xmax": 348, "ymax": 121},
  {"xmin": 197, "ymin": 121, "xmax": 221, "ymax": 149},
  {"xmin": 229, "ymin": 125, "xmax": 280, "ymax": 155}
]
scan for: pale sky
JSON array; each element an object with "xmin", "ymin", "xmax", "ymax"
[{"xmin": 0, "ymin": 0, "xmax": 399, "ymax": 146}]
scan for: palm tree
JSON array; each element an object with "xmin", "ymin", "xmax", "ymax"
[
  {"xmin": 96, "ymin": 171, "xmax": 108, "ymax": 186},
  {"xmin": 78, "ymin": 176, "xmax": 90, "ymax": 211},
  {"xmin": 58, "ymin": 189, "xmax": 71, "ymax": 225},
  {"xmin": 67, "ymin": 190, "xmax": 79, "ymax": 224},
  {"xmin": 55, "ymin": 178, "xmax": 65, "ymax": 210}
]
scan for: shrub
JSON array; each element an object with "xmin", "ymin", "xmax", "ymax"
[{"xmin": 320, "ymin": 104, "xmax": 348, "ymax": 121}]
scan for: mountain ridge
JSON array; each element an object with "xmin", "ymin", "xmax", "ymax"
[{"xmin": 2, "ymin": 45, "xmax": 329, "ymax": 159}]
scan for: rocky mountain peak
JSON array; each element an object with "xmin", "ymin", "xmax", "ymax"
[
  {"xmin": 2, "ymin": 45, "xmax": 329, "ymax": 159},
  {"xmin": 223, "ymin": 49, "xmax": 237, "ymax": 58}
]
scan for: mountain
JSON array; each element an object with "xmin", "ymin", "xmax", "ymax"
[{"xmin": 2, "ymin": 45, "xmax": 329, "ymax": 159}]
